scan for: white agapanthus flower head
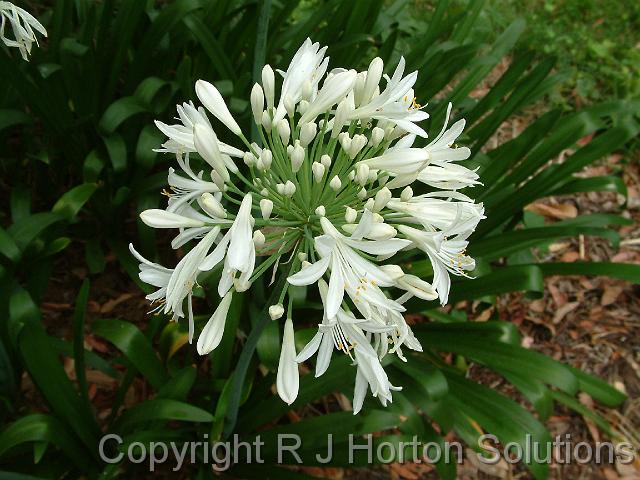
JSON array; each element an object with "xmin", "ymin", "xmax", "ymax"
[
  {"xmin": 0, "ymin": 1, "xmax": 46, "ymax": 61},
  {"xmin": 132, "ymin": 38, "xmax": 484, "ymax": 413}
]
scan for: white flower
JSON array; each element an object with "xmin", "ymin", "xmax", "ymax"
[
  {"xmin": 273, "ymin": 38, "xmax": 328, "ymax": 124},
  {"xmin": 388, "ymin": 191, "xmax": 484, "ymax": 235},
  {"xmin": 352, "ymin": 344, "xmax": 401, "ymax": 414},
  {"xmin": 165, "ymin": 227, "xmax": 220, "ymax": 341},
  {"xmin": 348, "ymin": 57, "xmax": 427, "ymax": 136},
  {"xmin": 154, "ymin": 102, "xmax": 243, "ymax": 158},
  {"xmin": 277, "ymin": 318, "xmax": 299, "ymax": 405},
  {"xmin": 0, "ymin": 2, "xmax": 47, "ymax": 60},
  {"xmin": 299, "ymin": 69, "xmax": 357, "ymax": 123},
  {"xmin": 398, "ymin": 224, "xmax": 476, "ymax": 304},
  {"xmin": 135, "ymin": 38, "xmax": 484, "ymax": 413},
  {"xmin": 129, "ymin": 244, "xmax": 173, "ymax": 308},
  {"xmin": 288, "ymin": 214, "xmax": 409, "ymax": 319},
  {"xmin": 199, "ymin": 194, "xmax": 255, "ymax": 296},
  {"xmin": 197, "ymin": 291, "xmax": 233, "ymax": 355}
]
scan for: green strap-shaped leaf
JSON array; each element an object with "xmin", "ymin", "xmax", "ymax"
[
  {"xmin": 442, "ymin": 372, "xmax": 551, "ymax": 480},
  {"xmin": 551, "ymin": 391, "xmax": 615, "ymax": 437},
  {"xmin": 470, "ymin": 225, "xmax": 621, "ymax": 260},
  {"xmin": 113, "ymin": 399, "xmax": 214, "ymax": 432},
  {"xmin": 18, "ymin": 323, "xmax": 101, "ymax": 455},
  {"xmin": 99, "ymin": 96, "xmax": 147, "ymax": 134},
  {"xmin": 52, "ymin": 183, "xmax": 98, "ymax": 220},
  {"xmin": 92, "ymin": 318, "xmax": 168, "ymax": 389},
  {"xmin": 7, "ymin": 213, "xmax": 64, "ymax": 251},
  {"xmin": 183, "ymin": 15, "xmax": 235, "ymax": 80},
  {"xmin": 73, "ymin": 280, "xmax": 91, "ymax": 408},
  {"xmin": 567, "ymin": 366, "xmax": 627, "ymax": 407},
  {"xmin": 552, "ymin": 175, "xmax": 628, "ymax": 197},
  {"xmin": 0, "ymin": 227, "xmax": 21, "ymax": 263},
  {"xmin": 414, "ymin": 323, "xmax": 578, "ymax": 394},
  {"xmin": 0, "ymin": 109, "xmax": 31, "ymax": 132},
  {"xmin": 535, "ymin": 261, "xmax": 640, "ymax": 284},
  {"xmin": 0, "ymin": 414, "xmax": 95, "ymax": 473}
]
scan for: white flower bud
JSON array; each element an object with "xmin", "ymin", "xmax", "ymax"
[
  {"xmin": 349, "ymin": 134, "xmax": 367, "ymax": 159},
  {"xmin": 332, "ymin": 96, "xmax": 353, "ymax": 138},
  {"xmin": 364, "ymin": 198, "xmax": 375, "ymax": 210},
  {"xmin": 193, "ymin": 123, "xmax": 229, "ymax": 182},
  {"xmin": 200, "ymin": 192, "xmax": 227, "ymax": 218},
  {"xmin": 291, "ymin": 144, "xmax": 305, "ymax": 173},
  {"xmin": 243, "ymin": 151, "xmax": 255, "ymax": 166},
  {"xmin": 253, "ymin": 230, "xmax": 265, "ymax": 247},
  {"xmin": 373, "ymin": 212, "xmax": 384, "ymax": 223},
  {"xmin": 315, "ymin": 205, "xmax": 326, "ymax": 216},
  {"xmin": 356, "ymin": 164, "xmax": 369, "ymax": 185},
  {"xmin": 269, "ymin": 304, "xmax": 285, "ymax": 320},
  {"xmin": 363, "ymin": 57, "xmax": 383, "ymax": 105},
  {"xmin": 370, "ymin": 126, "xmax": 385, "ymax": 147},
  {"xmin": 284, "ymin": 94, "xmax": 296, "ymax": 118},
  {"xmin": 284, "ymin": 180, "xmax": 296, "ymax": 197},
  {"xmin": 357, "ymin": 187, "xmax": 367, "ymax": 200},
  {"xmin": 300, "ymin": 122, "xmax": 317, "ymax": 148},
  {"xmin": 262, "ymin": 64, "xmax": 275, "ymax": 109},
  {"xmin": 379, "ymin": 264, "xmax": 404, "ymax": 280},
  {"xmin": 261, "ymin": 110, "xmax": 272, "ymax": 132},
  {"xmin": 297, "ymin": 252, "xmax": 307, "ymax": 262},
  {"xmin": 353, "ymin": 71, "xmax": 367, "ymax": 106},
  {"xmin": 345, "ymin": 207, "xmax": 357, "ymax": 223},
  {"xmin": 312, "ymin": 162, "xmax": 325, "ymax": 183},
  {"xmin": 329, "ymin": 175, "xmax": 342, "ymax": 191},
  {"xmin": 401, "ymin": 186, "xmax": 413, "ymax": 202},
  {"xmin": 210, "ymin": 170, "xmax": 226, "ymax": 191},
  {"xmin": 373, "ymin": 187, "xmax": 392, "ymax": 212},
  {"xmin": 320, "ymin": 154, "xmax": 331, "ymax": 168},
  {"xmin": 338, "ymin": 132, "xmax": 351, "ymax": 153},
  {"xmin": 260, "ymin": 149, "xmax": 272, "ymax": 170},
  {"xmin": 276, "ymin": 317, "xmax": 299, "ymax": 405},
  {"xmin": 260, "ymin": 188, "xmax": 268, "ymax": 196},
  {"xmin": 348, "ymin": 170, "xmax": 355, "ymax": 180},
  {"xmin": 297, "ymin": 100, "xmax": 309, "ymax": 115},
  {"xmin": 276, "ymin": 183, "xmax": 285, "ymax": 195},
  {"xmin": 368, "ymin": 168, "xmax": 378, "ymax": 183},
  {"xmin": 260, "ymin": 198, "xmax": 273, "ymax": 219},
  {"xmin": 195, "ymin": 80, "xmax": 241, "ymax": 136},
  {"xmin": 277, "ymin": 118, "xmax": 290, "ymax": 144},
  {"xmin": 250, "ymin": 83, "xmax": 264, "ymax": 125},
  {"xmin": 384, "ymin": 223, "xmax": 405, "ymax": 241}
]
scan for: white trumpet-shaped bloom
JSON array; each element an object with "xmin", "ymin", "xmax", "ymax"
[
  {"xmin": 134, "ymin": 37, "xmax": 483, "ymax": 413},
  {"xmin": 0, "ymin": 2, "xmax": 46, "ymax": 60}
]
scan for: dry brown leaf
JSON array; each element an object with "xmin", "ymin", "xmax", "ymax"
[
  {"xmin": 466, "ymin": 448, "xmax": 510, "ymax": 478},
  {"xmin": 553, "ymin": 301, "xmax": 580, "ymax": 324},
  {"xmin": 526, "ymin": 202, "xmax": 578, "ymax": 219},
  {"xmin": 601, "ymin": 285, "xmax": 624, "ymax": 306},
  {"xmin": 529, "ymin": 299, "xmax": 546, "ymax": 313},
  {"xmin": 560, "ymin": 251, "xmax": 581, "ymax": 262},
  {"xmin": 100, "ymin": 293, "xmax": 135, "ymax": 313}
]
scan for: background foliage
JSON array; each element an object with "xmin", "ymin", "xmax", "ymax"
[{"xmin": 0, "ymin": 0, "xmax": 638, "ymax": 478}]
